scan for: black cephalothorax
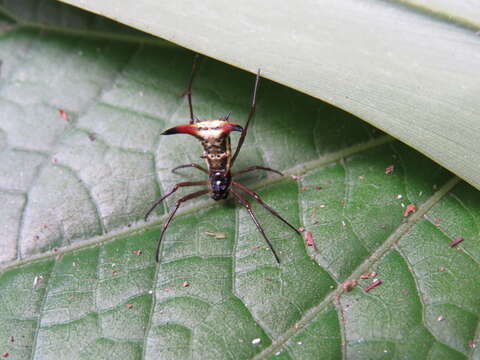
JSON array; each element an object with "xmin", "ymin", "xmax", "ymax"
[
  {"xmin": 145, "ymin": 55, "xmax": 301, "ymax": 263},
  {"xmin": 209, "ymin": 170, "xmax": 232, "ymax": 200}
]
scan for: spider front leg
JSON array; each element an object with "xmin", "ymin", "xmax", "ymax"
[
  {"xmin": 171, "ymin": 163, "xmax": 208, "ymax": 174},
  {"xmin": 186, "ymin": 54, "xmax": 200, "ymax": 124},
  {"xmin": 230, "ymin": 188, "xmax": 281, "ymax": 264},
  {"xmin": 145, "ymin": 181, "xmax": 207, "ymax": 221},
  {"xmin": 232, "ymin": 181, "xmax": 301, "ymax": 236},
  {"xmin": 155, "ymin": 189, "xmax": 210, "ymax": 262},
  {"xmin": 233, "ymin": 165, "xmax": 283, "ymax": 177},
  {"xmin": 231, "ymin": 69, "xmax": 261, "ymax": 166}
]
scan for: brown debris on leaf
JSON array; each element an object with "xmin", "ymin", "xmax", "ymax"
[
  {"xmin": 385, "ymin": 165, "xmax": 394, "ymax": 174},
  {"xmin": 449, "ymin": 237, "xmax": 464, "ymax": 247},
  {"xmin": 204, "ymin": 231, "xmax": 227, "ymax": 239},
  {"xmin": 364, "ymin": 279, "xmax": 382, "ymax": 293},
  {"xmin": 304, "ymin": 231, "xmax": 316, "ymax": 248},
  {"xmin": 58, "ymin": 109, "xmax": 68, "ymax": 121},
  {"xmin": 403, "ymin": 204, "xmax": 417, "ymax": 217},
  {"xmin": 342, "ymin": 279, "xmax": 358, "ymax": 292}
]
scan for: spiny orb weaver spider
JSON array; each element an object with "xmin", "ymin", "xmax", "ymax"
[{"xmin": 145, "ymin": 55, "xmax": 301, "ymax": 263}]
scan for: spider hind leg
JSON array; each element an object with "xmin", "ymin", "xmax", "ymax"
[
  {"xmin": 145, "ymin": 181, "xmax": 207, "ymax": 221},
  {"xmin": 171, "ymin": 163, "xmax": 208, "ymax": 174},
  {"xmin": 155, "ymin": 189, "xmax": 210, "ymax": 262},
  {"xmin": 233, "ymin": 165, "xmax": 283, "ymax": 177},
  {"xmin": 232, "ymin": 181, "xmax": 301, "ymax": 236},
  {"xmin": 231, "ymin": 188, "xmax": 281, "ymax": 264}
]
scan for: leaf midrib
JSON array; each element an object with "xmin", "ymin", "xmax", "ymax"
[
  {"xmin": 252, "ymin": 175, "xmax": 461, "ymax": 359},
  {"xmin": 0, "ymin": 134, "xmax": 393, "ymax": 273},
  {"xmin": 2, "ymin": 133, "xmax": 461, "ymax": 358}
]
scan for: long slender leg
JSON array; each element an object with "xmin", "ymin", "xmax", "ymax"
[
  {"xmin": 231, "ymin": 188, "xmax": 280, "ymax": 264},
  {"xmin": 233, "ymin": 165, "xmax": 283, "ymax": 177},
  {"xmin": 155, "ymin": 189, "xmax": 209, "ymax": 262},
  {"xmin": 232, "ymin": 181, "xmax": 301, "ymax": 236},
  {"xmin": 172, "ymin": 163, "xmax": 208, "ymax": 174},
  {"xmin": 145, "ymin": 181, "xmax": 207, "ymax": 221},
  {"xmin": 231, "ymin": 70, "xmax": 261, "ymax": 165},
  {"xmin": 186, "ymin": 54, "xmax": 200, "ymax": 124}
]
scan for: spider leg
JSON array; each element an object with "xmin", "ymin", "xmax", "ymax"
[
  {"xmin": 172, "ymin": 163, "xmax": 208, "ymax": 174},
  {"xmin": 233, "ymin": 165, "xmax": 283, "ymax": 177},
  {"xmin": 232, "ymin": 181, "xmax": 301, "ymax": 236},
  {"xmin": 145, "ymin": 181, "xmax": 207, "ymax": 221},
  {"xmin": 230, "ymin": 188, "xmax": 280, "ymax": 264},
  {"xmin": 186, "ymin": 54, "xmax": 200, "ymax": 124},
  {"xmin": 231, "ymin": 69, "xmax": 261, "ymax": 165},
  {"xmin": 155, "ymin": 189, "xmax": 210, "ymax": 262}
]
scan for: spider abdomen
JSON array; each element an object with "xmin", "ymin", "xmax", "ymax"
[{"xmin": 209, "ymin": 170, "xmax": 231, "ymax": 200}]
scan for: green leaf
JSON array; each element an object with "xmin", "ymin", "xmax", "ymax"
[
  {"xmin": 49, "ymin": 0, "xmax": 480, "ymax": 193},
  {"xmin": 0, "ymin": 2, "xmax": 479, "ymax": 360}
]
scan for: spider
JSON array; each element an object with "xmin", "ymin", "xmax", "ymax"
[{"xmin": 146, "ymin": 55, "xmax": 301, "ymax": 263}]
